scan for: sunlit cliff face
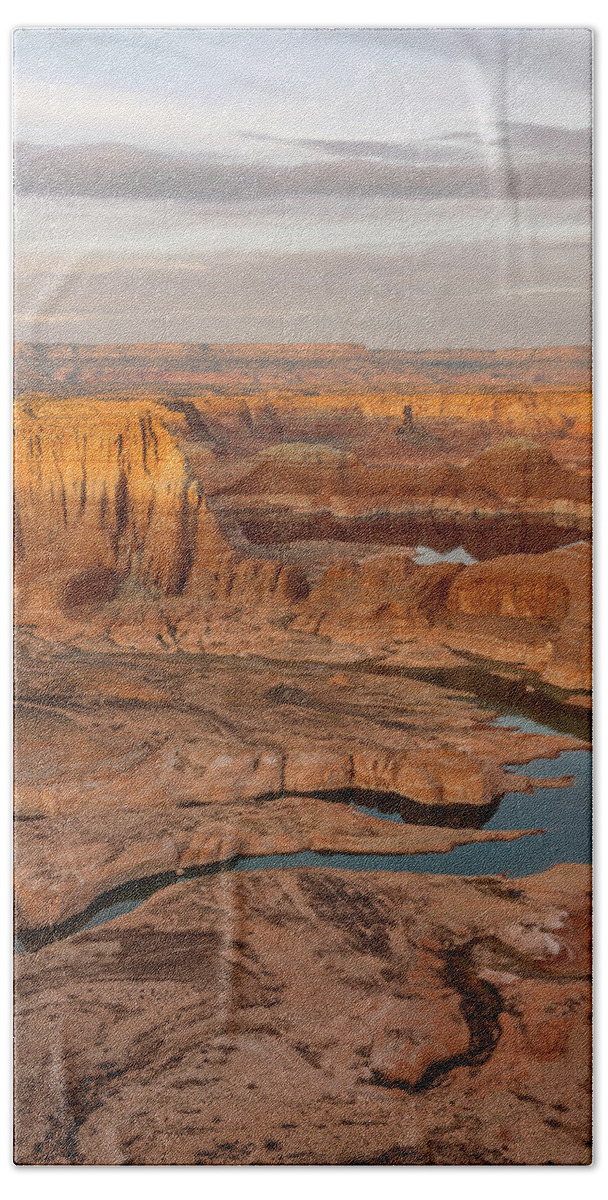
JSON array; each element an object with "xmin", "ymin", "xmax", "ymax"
[
  {"xmin": 13, "ymin": 399, "xmax": 310, "ymax": 626},
  {"xmin": 12, "ymin": 392, "xmax": 591, "ymax": 695},
  {"xmin": 14, "ymin": 400, "xmax": 209, "ymax": 596}
]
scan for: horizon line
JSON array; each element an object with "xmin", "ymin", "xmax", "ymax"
[{"xmin": 14, "ymin": 340, "xmax": 592, "ymax": 353}]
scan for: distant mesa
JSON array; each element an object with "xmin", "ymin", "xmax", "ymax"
[
  {"xmin": 13, "ymin": 341, "xmax": 591, "ymax": 397},
  {"xmin": 462, "ymin": 438, "xmax": 588, "ymax": 501}
]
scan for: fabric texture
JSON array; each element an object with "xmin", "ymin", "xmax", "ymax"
[{"xmin": 13, "ymin": 27, "xmax": 592, "ymax": 1166}]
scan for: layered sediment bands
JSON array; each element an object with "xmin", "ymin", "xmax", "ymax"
[
  {"xmin": 185, "ymin": 537, "xmax": 308, "ymax": 611},
  {"xmin": 211, "ymin": 438, "xmax": 590, "ymax": 510},
  {"xmin": 442, "ymin": 542, "xmax": 592, "ymax": 692},
  {"xmin": 457, "ymin": 439, "xmax": 589, "ymax": 503},
  {"xmin": 14, "ymin": 341, "xmax": 591, "ymax": 397},
  {"xmin": 14, "ymin": 638, "xmax": 584, "ymax": 930},
  {"xmin": 14, "ymin": 400, "xmax": 306, "ymax": 626},
  {"xmin": 294, "ymin": 542, "xmax": 591, "ymax": 692},
  {"xmin": 405, "ymin": 391, "xmax": 591, "ymax": 439},
  {"xmin": 230, "ymin": 509, "xmax": 585, "ymax": 564},
  {"xmin": 294, "ymin": 554, "xmax": 461, "ymax": 636},
  {"xmin": 14, "ymin": 864, "xmax": 591, "ymax": 1165},
  {"xmin": 13, "ymin": 399, "xmax": 591, "ymax": 698},
  {"xmin": 14, "ymin": 399, "xmax": 211, "ymax": 595},
  {"xmin": 209, "ymin": 439, "xmax": 590, "ymax": 586}
]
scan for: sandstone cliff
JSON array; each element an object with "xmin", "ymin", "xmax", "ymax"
[
  {"xmin": 444, "ymin": 542, "xmax": 592, "ymax": 691},
  {"xmin": 212, "ymin": 438, "xmax": 589, "ymax": 509},
  {"xmin": 14, "ymin": 399, "xmax": 591, "ymax": 693},
  {"xmin": 15, "ymin": 399, "xmax": 208, "ymax": 587},
  {"xmin": 295, "ymin": 541, "xmax": 591, "ymax": 691},
  {"xmin": 14, "ymin": 399, "xmax": 305, "ymax": 624},
  {"xmin": 294, "ymin": 553, "xmax": 460, "ymax": 639}
]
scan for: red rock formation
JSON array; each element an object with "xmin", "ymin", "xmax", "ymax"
[
  {"xmin": 212, "ymin": 437, "xmax": 589, "ymax": 509},
  {"xmin": 14, "ymin": 399, "xmax": 209, "ymax": 594},
  {"xmin": 444, "ymin": 542, "xmax": 592, "ymax": 691},
  {"xmin": 291, "ymin": 540, "xmax": 591, "ymax": 691},
  {"xmin": 214, "ymin": 441, "xmax": 366, "ymax": 500},
  {"xmin": 15, "ymin": 636, "xmax": 584, "ymax": 931},
  {"xmin": 13, "ymin": 399, "xmax": 591, "ymax": 694},
  {"xmin": 460, "ymin": 438, "xmax": 589, "ymax": 503},
  {"xmin": 447, "ymin": 558, "xmax": 569, "ymax": 621},
  {"xmin": 295, "ymin": 553, "xmax": 460, "ymax": 638},
  {"xmin": 13, "ymin": 367, "xmax": 592, "ymax": 1169},
  {"xmin": 14, "ymin": 341, "xmax": 591, "ymax": 397},
  {"xmin": 14, "ymin": 399, "xmax": 306, "ymax": 627},
  {"xmin": 14, "ymin": 864, "xmax": 591, "ymax": 1165}
]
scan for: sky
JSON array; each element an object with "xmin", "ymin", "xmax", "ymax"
[{"xmin": 13, "ymin": 27, "xmax": 592, "ymax": 348}]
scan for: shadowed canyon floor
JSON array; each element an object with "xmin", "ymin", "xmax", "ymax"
[{"xmin": 14, "ymin": 345, "xmax": 592, "ymax": 1164}]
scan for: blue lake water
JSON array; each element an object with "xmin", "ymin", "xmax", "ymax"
[
  {"xmin": 16, "ymin": 711, "xmax": 591, "ymax": 948},
  {"xmin": 413, "ymin": 544, "xmax": 477, "ymax": 566},
  {"xmin": 339, "ymin": 713, "xmax": 592, "ymax": 878},
  {"xmin": 226, "ymin": 714, "xmax": 591, "ymax": 880}
]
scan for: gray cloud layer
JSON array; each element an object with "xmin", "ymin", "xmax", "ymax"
[
  {"xmin": 13, "ymin": 28, "xmax": 592, "ymax": 348},
  {"xmin": 15, "ymin": 133, "xmax": 591, "ymax": 204},
  {"xmin": 15, "ymin": 240, "xmax": 591, "ymax": 348},
  {"xmin": 247, "ymin": 123, "xmax": 591, "ymax": 163}
]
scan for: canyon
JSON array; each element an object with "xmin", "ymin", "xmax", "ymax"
[
  {"xmin": 14, "ymin": 394, "xmax": 591, "ymax": 692},
  {"xmin": 14, "ymin": 341, "xmax": 591, "ymax": 397},
  {"xmin": 15, "ymin": 864, "xmax": 591, "ymax": 1165},
  {"xmin": 13, "ymin": 343, "xmax": 592, "ymax": 1165}
]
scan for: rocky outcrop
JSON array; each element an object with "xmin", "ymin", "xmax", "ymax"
[
  {"xmin": 14, "ymin": 863, "xmax": 591, "ymax": 1164},
  {"xmin": 294, "ymin": 553, "xmax": 460, "ymax": 638},
  {"xmin": 213, "ymin": 441, "xmax": 367, "ymax": 500},
  {"xmin": 447, "ymin": 558, "xmax": 570, "ymax": 621},
  {"xmin": 13, "ymin": 399, "xmax": 591, "ymax": 694},
  {"xmin": 14, "ymin": 398, "xmax": 211, "ymax": 593},
  {"xmin": 14, "ymin": 399, "xmax": 306, "ymax": 626},
  {"xmin": 292, "ymin": 541, "xmax": 591, "ymax": 692},
  {"xmin": 212, "ymin": 438, "xmax": 589, "ymax": 508},
  {"xmin": 405, "ymin": 391, "xmax": 591, "ymax": 439},
  {"xmin": 443, "ymin": 542, "xmax": 592, "ymax": 691},
  {"xmin": 14, "ymin": 636, "xmax": 584, "ymax": 931},
  {"xmin": 459, "ymin": 439, "xmax": 589, "ymax": 503}
]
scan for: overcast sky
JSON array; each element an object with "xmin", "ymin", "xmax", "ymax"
[{"xmin": 13, "ymin": 27, "xmax": 592, "ymax": 348}]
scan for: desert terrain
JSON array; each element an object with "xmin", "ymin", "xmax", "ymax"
[{"xmin": 14, "ymin": 343, "xmax": 592, "ymax": 1164}]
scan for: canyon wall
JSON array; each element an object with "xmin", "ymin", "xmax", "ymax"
[
  {"xmin": 14, "ymin": 399, "xmax": 213, "ymax": 595},
  {"xmin": 13, "ymin": 399, "xmax": 305, "ymax": 622},
  {"xmin": 14, "ymin": 397, "xmax": 591, "ymax": 692},
  {"xmin": 14, "ymin": 341, "xmax": 591, "ymax": 396},
  {"xmin": 210, "ymin": 438, "xmax": 590, "ymax": 507}
]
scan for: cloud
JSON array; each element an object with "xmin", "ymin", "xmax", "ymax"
[
  {"xmin": 14, "ymin": 240, "xmax": 591, "ymax": 348},
  {"xmin": 244, "ymin": 122, "xmax": 591, "ymax": 163},
  {"xmin": 14, "ymin": 140, "xmax": 591, "ymax": 204},
  {"xmin": 14, "ymin": 29, "xmax": 592, "ymax": 159}
]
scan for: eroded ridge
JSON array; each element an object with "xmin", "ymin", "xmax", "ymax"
[
  {"xmin": 14, "ymin": 640, "xmax": 581, "ymax": 932},
  {"xmin": 14, "ymin": 864, "xmax": 591, "ymax": 1165},
  {"xmin": 14, "ymin": 397, "xmax": 591, "ymax": 694}
]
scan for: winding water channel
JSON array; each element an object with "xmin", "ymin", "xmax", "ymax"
[{"xmin": 16, "ymin": 704, "xmax": 591, "ymax": 953}]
